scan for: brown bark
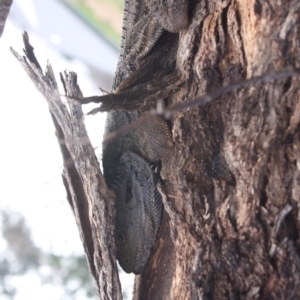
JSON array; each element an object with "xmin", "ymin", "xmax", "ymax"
[
  {"xmin": 136, "ymin": 0, "xmax": 300, "ymax": 299},
  {"xmin": 11, "ymin": 0, "xmax": 300, "ymax": 299}
]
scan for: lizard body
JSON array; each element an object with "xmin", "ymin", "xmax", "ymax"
[
  {"xmin": 104, "ymin": 31, "xmax": 180, "ymax": 274},
  {"xmin": 82, "ymin": 0, "xmax": 189, "ymax": 274}
]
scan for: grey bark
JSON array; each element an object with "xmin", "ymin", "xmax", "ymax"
[
  {"xmin": 11, "ymin": 32, "xmax": 122, "ymax": 300},
  {"xmin": 11, "ymin": 0, "xmax": 300, "ymax": 299}
]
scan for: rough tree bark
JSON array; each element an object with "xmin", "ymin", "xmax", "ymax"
[
  {"xmin": 11, "ymin": 33, "xmax": 122, "ymax": 300},
  {"xmin": 10, "ymin": 0, "xmax": 300, "ymax": 299},
  {"xmin": 135, "ymin": 0, "xmax": 300, "ymax": 299}
]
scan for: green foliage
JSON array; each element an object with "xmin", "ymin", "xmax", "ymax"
[{"xmin": 63, "ymin": 0, "xmax": 123, "ymax": 46}]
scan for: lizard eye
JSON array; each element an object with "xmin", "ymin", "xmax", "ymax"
[{"xmin": 116, "ymin": 232, "xmax": 125, "ymax": 245}]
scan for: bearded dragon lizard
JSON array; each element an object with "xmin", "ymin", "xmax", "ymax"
[{"xmin": 80, "ymin": 0, "xmax": 188, "ymax": 274}]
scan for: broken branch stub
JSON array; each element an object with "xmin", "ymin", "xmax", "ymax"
[{"xmin": 11, "ymin": 31, "xmax": 122, "ymax": 300}]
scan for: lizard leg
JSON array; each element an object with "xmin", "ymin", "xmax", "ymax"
[
  {"xmin": 151, "ymin": 0, "xmax": 189, "ymax": 32},
  {"xmin": 134, "ymin": 116, "xmax": 175, "ymax": 179},
  {"xmin": 127, "ymin": 16, "xmax": 164, "ymax": 64}
]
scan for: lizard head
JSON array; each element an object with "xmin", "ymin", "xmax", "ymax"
[{"xmin": 114, "ymin": 151, "xmax": 162, "ymax": 274}]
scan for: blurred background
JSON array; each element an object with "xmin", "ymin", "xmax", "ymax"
[{"xmin": 0, "ymin": 0, "xmax": 135, "ymax": 299}]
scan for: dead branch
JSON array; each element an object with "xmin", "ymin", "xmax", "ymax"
[
  {"xmin": 103, "ymin": 68, "xmax": 300, "ymax": 145},
  {"xmin": 11, "ymin": 31, "xmax": 122, "ymax": 300}
]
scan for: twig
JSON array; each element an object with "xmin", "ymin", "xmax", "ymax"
[
  {"xmin": 103, "ymin": 68, "xmax": 299, "ymax": 145},
  {"xmin": 99, "ymin": 87, "xmax": 110, "ymax": 94}
]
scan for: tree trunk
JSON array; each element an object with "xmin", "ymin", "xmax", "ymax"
[
  {"xmin": 135, "ymin": 0, "xmax": 300, "ymax": 299},
  {"xmin": 12, "ymin": 0, "xmax": 300, "ymax": 299}
]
